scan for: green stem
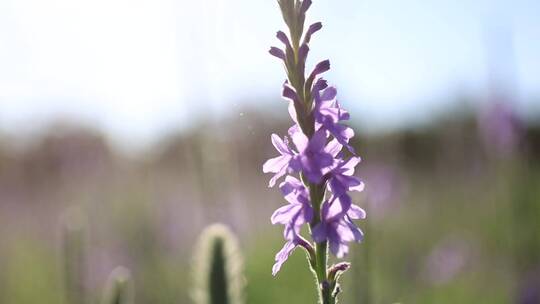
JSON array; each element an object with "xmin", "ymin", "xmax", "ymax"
[
  {"xmin": 308, "ymin": 181, "xmax": 335, "ymax": 304},
  {"xmin": 316, "ymin": 241, "xmax": 335, "ymax": 304},
  {"xmin": 314, "ymin": 241, "xmax": 327, "ymax": 283}
]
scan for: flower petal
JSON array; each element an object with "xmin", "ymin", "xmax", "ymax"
[
  {"xmin": 349, "ymin": 181, "xmax": 365, "ymax": 192},
  {"xmin": 345, "ymin": 217, "xmax": 364, "ymax": 242},
  {"xmin": 271, "ymin": 204, "xmax": 302, "ymax": 225},
  {"xmin": 299, "ymin": 0, "xmax": 312, "ymax": 14},
  {"xmin": 271, "ymin": 134, "xmax": 291, "ymax": 156},
  {"xmin": 269, "ymin": 47, "xmax": 285, "ymax": 60},
  {"xmin": 268, "ymin": 168, "xmax": 287, "ymax": 187},
  {"xmin": 272, "ymin": 241, "xmax": 296, "ymax": 276},
  {"xmin": 348, "ymin": 204, "xmax": 366, "ymax": 220},
  {"xmin": 276, "ymin": 31, "xmax": 292, "ymax": 50},
  {"xmin": 321, "ymin": 86, "xmax": 337, "ymax": 102},
  {"xmin": 311, "ymin": 222, "xmax": 327, "ymax": 243},
  {"xmin": 311, "ymin": 78, "xmax": 328, "ymax": 94},
  {"xmin": 291, "ymin": 130, "xmax": 309, "ymax": 152},
  {"xmin": 341, "ymin": 156, "xmax": 361, "ymax": 175},
  {"xmin": 325, "ymin": 138, "xmax": 343, "ymax": 157},
  {"xmin": 263, "ymin": 155, "xmax": 290, "ymax": 174},
  {"xmin": 308, "ymin": 128, "xmax": 328, "ymax": 151},
  {"xmin": 288, "ymin": 99, "xmax": 298, "ymax": 123},
  {"xmin": 304, "ymin": 22, "xmax": 322, "ymax": 44},
  {"xmin": 309, "ymin": 60, "xmax": 330, "ymax": 80}
]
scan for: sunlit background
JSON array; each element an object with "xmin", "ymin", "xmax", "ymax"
[{"xmin": 0, "ymin": 0, "xmax": 539, "ymax": 303}]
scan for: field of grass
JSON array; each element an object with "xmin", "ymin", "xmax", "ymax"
[{"xmin": 0, "ymin": 113, "xmax": 538, "ymax": 303}]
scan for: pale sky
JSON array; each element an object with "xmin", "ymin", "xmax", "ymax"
[{"xmin": 0, "ymin": 0, "xmax": 539, "ymax": 149}]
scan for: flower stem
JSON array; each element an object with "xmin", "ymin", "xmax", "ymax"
[
  {"xmin": 308, "ymin": 182, "xmax": 334, "ymax": 304},
  {"xmin": 314, "ymin": 241, "xmax": 327, "ymax": 284},
  {"xmin": 315, "ymin": 241, "xmax": 332, "ymax": 304}
]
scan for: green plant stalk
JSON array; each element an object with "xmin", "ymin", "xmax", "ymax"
[
  {"xmin": 309, "ymin": 182, "xmax": 334, "ymax": 304},
  {"xmin": 62, "ymin": 207, "xmax": 87, "ymax": 304},
  {"xmin": 101, "ymin": 266, "xmax": 133, "ymax": 304},
  {"xmin": 208, "ymin": 239, "xmax": 229, "ymax": 304},
  {"xmin": 192, "ymin": 224, "xmax": 244, "ymax": 304}
]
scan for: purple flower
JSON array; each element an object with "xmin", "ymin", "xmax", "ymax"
[
  {"xmin": 271, "ymin": 176, "xmax": 313, "ymax": 241},
  {"xmin": 422, "ymin": 237, "xmax": 472, "ymax": 286},
  {"xmin": 313, "ymin": 86, "xmax": 355, "ymax": 153},
  {"xmin": 312, "ymin": 196, "xmax": 365, "ymax": 258},
  {"xmin": 326, "ymin": 156, "xmax": 364, "ymax": 197},
  {"xmin": 314, "ymin": 86, "xmax": 350, "ymax": 122},
  {"xmin": 363, "ymin": 163, "xmax": 404, "ymax": 220},
  {"xmin": 478, "ymin": 101, "xmax": 523, "ymax": 157},
  {"xmin": 289, "ymin": 127, "xmax": 334, "ymax": 184},
  {"xmin": 262, "ymin": 134, "xmax": 296, "ymax": 187},
  {"xmin": 518, "ymin": 266, "xmax": 540, "ymax": 304},
  {"xmin": 263, "ymin": 127, "xmax": 335, "ymax": 186},
  {"xmin": 271, "ymin": 236, "xmax": 313, "ymax": 276},
  {"xmin": 272, "ymin": 240, "xmax": 296, "ymax": 275},
  {"xmin": 271, "ymin": 177, "xmax": 314, "ymax": 276}
]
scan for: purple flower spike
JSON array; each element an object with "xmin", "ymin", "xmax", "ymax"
[
  {"xmin": 266, "ymin": 0, "xmax": 366, "ymax": 288},
  {"xmin": 262, "ymin": 134, "xmax": 296, "ymax": 187}
]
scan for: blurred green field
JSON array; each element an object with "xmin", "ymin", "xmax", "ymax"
[{"xmin": 0, "ymin": 110, "xmax": 539, "ymax": 304}]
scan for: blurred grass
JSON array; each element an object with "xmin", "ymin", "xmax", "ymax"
[
  {"xmin": 3, "ymin": 240, "xmax": 64, "ymax": 304},
  {"xmin": 0, "ymin": 111, "xmax": 539, "ymax": 303}
]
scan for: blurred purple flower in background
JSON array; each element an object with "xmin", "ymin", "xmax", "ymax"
[
  {"xmin": 362, "ymin": 164, "xmax": 406, "ymax": 220},
  {"xmin": 518, "ymin": 266, "xmax": 540, "ymax": 304},
  {"xmin": 478, "ymin": 102, "xmax": 524, "ymax": 157},
  {"xmin": 422, "ymin": 236, "xmax": 474, "ymax": 286}
]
